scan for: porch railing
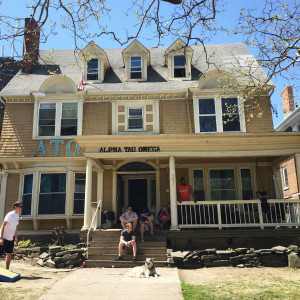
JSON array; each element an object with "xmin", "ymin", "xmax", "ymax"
[
  {"xmin": 87, "ymin": 199, "xmax": 102, "ymax": 259},
  {"xmin": 177, "ymin": 199, "xmax": 300, "ymax": 230}
]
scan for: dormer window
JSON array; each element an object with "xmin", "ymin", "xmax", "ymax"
[
  {"xmin": 165, "ymin": 39, "xmax": 193, "ymax": 80},
  {"xmin": 122, "ymin": 40, "xmax": 150, "ymax": 81},
  {"xmin": 130, "ymin": 57, "xmax": 142, "ymax": 79},
  {"xmin": 87, "ymin": 58, "xmax": 99, "ymax": 81},
  {"xmin": 81, "ymin": 42, "xmax": 110, "ymax": 83},
  {"xmin": 174, "ymin": 55, "xmax": 186, "ymax": 78}
]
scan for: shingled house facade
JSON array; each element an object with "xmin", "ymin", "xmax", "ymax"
[{"xmin": 0, "ymin": 25, "xmax": 300, "ymax": 232}]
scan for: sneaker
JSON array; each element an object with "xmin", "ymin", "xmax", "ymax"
[
  {"xmin": 115, "ymin": 256, "xmax": 122, "ymax": 261},
  {"xmin": 132, "ymin": 256, "xmax": 137, "ymax": 262}
]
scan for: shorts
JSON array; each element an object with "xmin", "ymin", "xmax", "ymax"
[
  {"xmin": 158, "ymin": 215, "xmax": 168, "ymax": 223},
  {"xmin": 0, "ymin": 239, "xmax": 14, "ymax": 254}
]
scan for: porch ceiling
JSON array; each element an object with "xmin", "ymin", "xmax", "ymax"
[{"xmin": 75, "ymin": 132, "xmax": 300, "ymax": 159}]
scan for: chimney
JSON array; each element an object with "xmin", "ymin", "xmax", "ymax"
[
  {"xmin": 281, "ymin": 86, "xmax": 294, "ymax": 118},
  {"xmin": 22, "ymin": 18, "xmax": 40, "ymax": 73}
]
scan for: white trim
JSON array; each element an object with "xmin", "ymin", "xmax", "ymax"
[{"xmin": 282, "ymin": 166, "xmax": 289, "ymax": 190}]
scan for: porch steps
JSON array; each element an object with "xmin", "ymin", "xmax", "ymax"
[{"xmin": 86, "ymin": 228, "xmax": 168, "ymax": 268}]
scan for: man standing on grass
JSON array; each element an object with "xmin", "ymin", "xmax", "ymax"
[{"xmin": 0, "ymin": 201, "xmax": 22, "ymax": 270}]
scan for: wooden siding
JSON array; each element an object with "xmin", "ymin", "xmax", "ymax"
[{"xmin": 4, "ymin": 173, "xmax": 20, "ymax": 214}]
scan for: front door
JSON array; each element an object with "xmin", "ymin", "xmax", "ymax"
[{"xmin": 128, "ymin": 179, "xmax": 147, "ymax": 214}]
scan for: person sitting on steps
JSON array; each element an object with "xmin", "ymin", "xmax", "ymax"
[
  {"xmin": 139, "ymin": 207, "xmax": 154, "ymax": 242},
  {"xmin": 119, "ymin": 206, "xmax": 138, "ymax": 229},
  {"xmin": 115, "ymin": 222, "xmax": 137, "ymax": 262}
]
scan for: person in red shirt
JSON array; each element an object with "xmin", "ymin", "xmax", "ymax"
[{"xmin": 177, "ymin": 177, "xmax": 196, "ymax": 203}]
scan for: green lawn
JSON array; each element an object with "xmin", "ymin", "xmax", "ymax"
[{"xmin": 181, "ymin": 276, "xmax": 300, "ymax": 300}]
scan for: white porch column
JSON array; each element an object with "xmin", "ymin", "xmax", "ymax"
[
  {"xmin": 97, "ymin": 170, "xmax": 104, "ymax": 228},
  {"xmin": 169, "ymin": 156, "xmax": 179, "ymax": 230},
  {"xmin": 295, "ymin": 154, "xmax": 300, "ymax": 192},
  {"xmin": 0, "ymin": 173, "xmax": 8, "ymax": 224},
  {"xmin": 112, "ymin": 167, "xmax": 117, "ymax": 223},
  {"xmin": 82, "ymin": 158, "xmax": 93, "ymax": 230}
]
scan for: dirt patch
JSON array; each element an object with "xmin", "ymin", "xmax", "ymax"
[
  {"xmin": 179, "ymin": 266, "xmax": 300, "ymax": 286},
  {"xmin": 0, "ymin": 260, "xmax": 73, "ymax": 300}
]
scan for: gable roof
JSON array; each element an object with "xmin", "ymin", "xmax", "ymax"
[{"xmin": 0, "ymin": 42, "xmax": 272, "ymax": 96}]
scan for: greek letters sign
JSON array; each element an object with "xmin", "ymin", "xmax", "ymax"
[
  {"xmin": 99, "ymin": 146, "xmax": 160, "ymax": 153},
  {"xmin": 34, "ymin": 140, "xmax": 80, "ymax": 157}
]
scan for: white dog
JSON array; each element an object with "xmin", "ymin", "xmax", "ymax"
[{"xmin": 129, "ymin": 258, "xmax": 158, "ymax": 278}]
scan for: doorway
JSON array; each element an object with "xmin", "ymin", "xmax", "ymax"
[{"xmin": 128, "ymin": 179, "xmax": 147, "ymax": 214}]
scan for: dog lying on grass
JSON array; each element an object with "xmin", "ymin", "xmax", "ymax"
[{"xmin": 129, "ymin": 257, "xmax": 158, "ymax": 278}]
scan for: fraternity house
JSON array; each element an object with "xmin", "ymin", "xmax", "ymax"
[{"xmin": 0, "ymin": 19, "xmax": 300, "ymax": 232}]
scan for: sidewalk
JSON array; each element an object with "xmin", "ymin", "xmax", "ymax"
[{"xmin": 39, "ymin": 267, "xmax": 183, "ymax": 300}]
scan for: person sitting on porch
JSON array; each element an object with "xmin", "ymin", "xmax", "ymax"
[
  {"xmin": 254, "ymin": 191, "xmax": 270, "ymax": 221},
  {"xmin": 119, "ymin": 206, "xmax": 138, "ymax": 229},
  {"xmin": 157, "ymin": 203, "xmax": 171, "ymax": 228},
  {"xmin": 139, "ymin": 207, "xmax": 154, "ymax": 242},
  {"xmin": 115, "ymin": 222, "xmax": 137, "ymax": 262}
]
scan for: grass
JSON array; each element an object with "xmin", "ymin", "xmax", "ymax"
[
  {"xmin": 0, "ymin": 288, "xmax": 33, "ymax": 300},
  {"xmin": 181, "ymin": 276, "xmax": 300, "ymax": 300}
]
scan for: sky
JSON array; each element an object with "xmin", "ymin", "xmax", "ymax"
[{"xmin": 0, "ymin": 0, "xmax": 298, "ymax": 128}]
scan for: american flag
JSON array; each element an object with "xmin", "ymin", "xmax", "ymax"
[{"xmin": 78, "ymin": 73, "xmax": 84, "ymax": 91}]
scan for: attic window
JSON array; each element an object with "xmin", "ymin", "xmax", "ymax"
[
  {"xmin": 87, "ymin": 58, "xmax": 98, "ymax": 80},
  {"xmin": 174, "ymin": 55, "xmax": 186, "ymax": 78},
  {"xmin": 130, "ymin": 56, "xmax": 142, "ymax": 79}
]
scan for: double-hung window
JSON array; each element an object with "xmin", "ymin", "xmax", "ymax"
[
  {"xmin": 38, "ymin": 102, "xmax": 78, "ymax": 137},
  {"xmin": 222, "ymin": 98, "xmax": 240, "ymax": 132},
  {"xmin": 198, "ymin": 99, "xmax": 217, "ymax": 132},
  {"xmin": 73, "ymin": 173, "xmax": 86, "ymax": 215},
  {"xmin": 174, "ymin": 55, "xmax": 186, "ymax": 78},
  {"xmin": 128, "ymin": 108, "xmax": 143, "ymax": 130},
  {"xmin": 38, "ymin": 173, "xmax": 66, "ymax": 215},
  {"xmin": 210, "ymin": 169, "xmax": 236, "ymax": 200},
  {"xmin": 193, "ymin": 170, "xmax": 205, "ymax": 201},
  {"xmin": 21, "ymin": 174, "xmax": 33, "ymax": 216},
  {"xmin": 283, "ymin": 167, "xmax": 289, "ymax": 189},
  {"xmin": 38, "ymin": 103, "xmax": 56, "ymax": 136},
  {"xmin": 130, "ymin": 56, "xmax": 142, "ymax": 79},
  {"xmin": 194, "ymin": 97, "xmax": 243, "ymax": 133},
  {"xmin": 87, "ymin": 58, "xmax": 99, "ymax": 81}
]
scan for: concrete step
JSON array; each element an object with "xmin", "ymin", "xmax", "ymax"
[
  {"xmin": 91, "ymin": 235, "xmax": 166, "ymax": 242},
  {"xmin": 88, "ymin": 253, "xmax": 167, "ymax": 261},
  {"xmin": 85, "ymin": 259, "xmax": 168, "ymax": 268},
  {"xmin": 89, "ymin": 240, "xmax": 166, "ymax": 247},
  {"xmin": 88, "ymin": 246, "xmax": 167, "ymax": 255}
]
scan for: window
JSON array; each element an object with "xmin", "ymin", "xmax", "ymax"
[
  {"xmin": 130, "ymin": 57, "xmax": 142, "ymax": 79},
  {"xmin": 193, "ymin": 170, "xmax": 205, "ymax": 201},
  {"xmin": 128, "ymin": 108, "xmax": 143, "ymax": 129},
  {"xmin": 283, "ymin": 167, "xmax": 289, "ymax": 189},
  {"xmin": 38, "ymin": 102, "xmax": 78, "ymax": 137},
  {"xmin": 74, "ymin": 173, "xmax": 86, "ymax": 215},
  {"xmin": 194, "ymin": 97, "xmax": 244, "ymax": 133},
  {"xmin": 240, "ymin": 169, "xmax": 253, "ymax": 200},
  {"xmin": 38, "ymin": 173, "xmax": 66, "ymax": 215},
  {"xmin": 21, "ymin": 174, "xmax": 33, "ymax": 216},
  {"xmin": 174, "ymin": 55, "xmax": 186, "ymax": 78},
  {"xmin": 61, "ymin": 103, "xmax": 78, "ymax": 136},
  {"xmin": 38, "ymin": 103, "xmax": 56, "ymax": 136},
  {"xmin": 222, "ymin": 98, "xmax": 240, "ymax": 132},
  {"xmin": 87, "ymin": 58, "xmax": 98, "ymax": 81},
  {"xmin": 210, "ymin": 169, "xmax": 236, "ymax": 200},
  {"xmin": 198, "ymin": 99, "xmax": 217, "ymax": 132}
]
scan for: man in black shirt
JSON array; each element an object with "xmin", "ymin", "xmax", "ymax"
[{"xmin": 115, "ymin": 222, "xmax": 137, "ymax": 262}]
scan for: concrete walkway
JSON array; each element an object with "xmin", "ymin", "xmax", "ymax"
[{"xmin": 39, "ymin": 267, "xmax": 183, "ymax": 300}]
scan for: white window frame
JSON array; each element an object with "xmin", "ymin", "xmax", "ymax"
[
  {"xmin": 21, "ymin": 173, "xmax": 34, "ymax": 216},
  {"xmin": 173, "ymin": 55, "xmax": 186, "ymax": 78},
  {"xmin": 127, "ymin": 107, "xmax": 144, "ymax": 130},
  {"xmin": 73, "ymin": 172, "xmax": 86, "ymax": 216},
  {"xmin": 38, "ymin": 172, "xmax": 67, "ymax": 216},
  {"xmin": 60, "ymin": 102, "xmax": 79, "ymax": 137},
  {"xmin": 282, "ymin": 167, "xmax": 289, "ymax": 190},
  {"xmin": 33, "ymin": 100, "xmax": 83, "ymax": 138},
  {"xmin": 86, "ymin": 58, "xmax": 99, "ymax": 81},
  {"xmin": 130, "ymin": 56, "xmax": 142, "ymax": 79},
  {"xmin": 193, "ymin": 95, "xmax": 246, "ymax": 133}
]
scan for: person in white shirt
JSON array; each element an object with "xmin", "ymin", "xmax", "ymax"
[
  {"xmin": 0, "ymin": 202, "xmax": 23, "ymax": 270},
  {"xmin": 119, "ymin": 206, "xmax": 138, "ymax": 229}
]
